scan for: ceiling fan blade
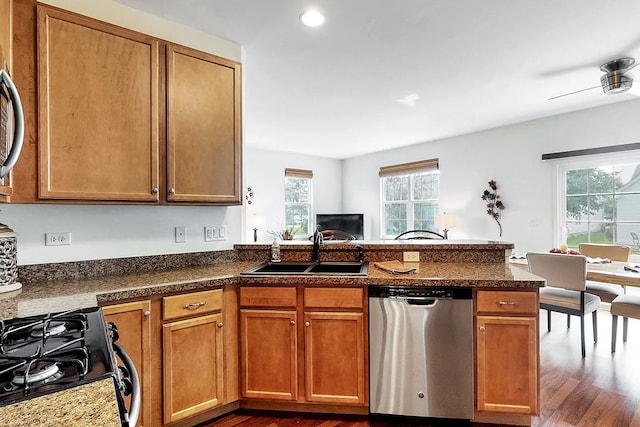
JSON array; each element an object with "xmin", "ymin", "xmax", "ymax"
[
  {"xmin": 548, "ymin": 85, "xmax": 602, "ymax": 101},
  {"xmin": 624, "ymin": 60, "xmax": 640, "ymax": 73}
]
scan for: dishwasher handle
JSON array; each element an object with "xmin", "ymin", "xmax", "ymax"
[{"xmin": 404, "ymin": 298, "xmax": 438, "ymax": 306}]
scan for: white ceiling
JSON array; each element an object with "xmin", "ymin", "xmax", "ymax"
[{"xmin": 117, "ymin": 0, "xmax": 640, "ymax": 159}]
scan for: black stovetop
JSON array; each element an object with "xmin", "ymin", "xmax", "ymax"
[{"xmin": 0, "ymin": 306, "xmax": 117, "ymax": 404}]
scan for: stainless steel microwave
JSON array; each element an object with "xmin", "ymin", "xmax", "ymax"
[{"xmin": 0, "ymin": 63, "xmax": 24, "ymax": 181}]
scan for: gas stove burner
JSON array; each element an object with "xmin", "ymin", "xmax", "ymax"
[
  {"xmin": 30, "ymin": 321, "xmax": 67, "ymax": 338},
  {"xmin": 11, "ymin": 362, "xmax": 62, "ymax": 386}
]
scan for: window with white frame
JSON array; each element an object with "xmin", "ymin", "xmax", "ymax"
[
  {"xmin": 284, "ymin": 168, "xmax": 312, "ymax": 236},
  {"xmin": 555, "ymin": 153, "xmax": 640, "ymax": 256},
  {"xmin": 379, "ymin": 159, "xmax": 440, "ymax": 238}
]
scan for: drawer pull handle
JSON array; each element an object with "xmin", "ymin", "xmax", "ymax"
[
  {"xmin": 184, "ymin": 301, "xmax": 206, "ymax": 310},
  {"xmin": 497, "ymin": 301, "xmax": 520, "ymax": 306}
]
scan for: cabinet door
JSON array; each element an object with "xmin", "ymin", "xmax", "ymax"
[
  {"xmin": 304, "ymin": 311, "xmax": 366, "ymax": 405},
  {"xmin": 166, "ymin": 44, "xmax": 242, "ymax": 204},
  {"xmin": 37, "ymin": 7, "xmax": 160, "ymax": 201},
  {"xmin": 0, "ymin": 0, "xmax": 10, "ymax": 73},
  {"xmin": 476, "ymin": 315, "xmax": 538, "ymax": 414},
  {"xmin": 103, "ymin": 300, "xmax": 152, "ymax": 427},
  {"xmin": 163, "ymin": 313, "xmax": 224, "ymax": 424},
  {"xmin": 240, "ymin": 309, "xmax": 297, "ymax": 400}
]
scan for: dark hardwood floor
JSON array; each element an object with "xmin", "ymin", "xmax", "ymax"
[{"xmin": 200, "ymin": 309, "xmax": 640, "ymax": 427}]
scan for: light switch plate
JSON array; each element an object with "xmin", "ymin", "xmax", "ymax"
[
  {"xmin": 403, "ymin": 251, "xmax": 420, "ymax": 262},
  {"xmin": 175, "ymin": 227, "xmax": 187, "ymax": 243}
]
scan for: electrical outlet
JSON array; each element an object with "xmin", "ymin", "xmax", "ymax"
[
  {"xmin": 175, "ymin": 227, "xmax": 187, "ymax": 243},
  {"xmin": 45, "ymin": 232, "xmax": 71, "ymax": 246},
  {"xmin": 403, "ymin": 251, "xmax": 420, "ymax": 262}
]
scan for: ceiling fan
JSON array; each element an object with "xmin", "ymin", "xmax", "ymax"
[{"xmin": 548, "ymin": 57, "xmax": 640, "ymax": 100}]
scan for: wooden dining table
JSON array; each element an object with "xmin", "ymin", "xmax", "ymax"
[{"xmin": 509, "ymin": 258, "xmax": 640, "ymax": 288}]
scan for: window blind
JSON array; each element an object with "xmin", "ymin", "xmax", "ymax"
[
  {"xmin": 378, "ymin": 158, "xmax": 439, "ymax": 177},
  {"xmin": 285, "ymin": 168, "xmax": 313, "ymax": 178}
]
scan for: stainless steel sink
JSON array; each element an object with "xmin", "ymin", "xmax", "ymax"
[{"xmin": 241, "ymin": 261, "xmax": 369, "ymax": 276}]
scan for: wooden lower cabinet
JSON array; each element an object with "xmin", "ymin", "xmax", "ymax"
[
  {"xmin": 475, "ymin": 290, "xmax": 539, "ymax": 416},
  {"xmin": 240, "ymin": 309, "xmax": 298, "ymax": 400},
  {"xmin": 102, "ymin": 286, "xmax": 237, "ymax": 427},
  {"xmin": 239, "ymin": 285, "xmax": 367, "ymax": 409},
  {"xmin": 102, "ymin": 300, "xmax": 152, "ymax": 427},
  {"xmin": 304, "ymin": 311, "xmax": 365, "ymax": 404},
  {"xmin": 163, "ymin": 313, "xmax": 224, "ymax": 423}
]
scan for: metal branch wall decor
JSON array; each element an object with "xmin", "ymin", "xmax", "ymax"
[{"xmin": 481, "ymin": 180, "xmax": 505, "ymax": 237}]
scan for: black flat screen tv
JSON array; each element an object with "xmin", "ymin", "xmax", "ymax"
[{"xmin": 316, "ymin": 214, "xmax": 364, "ymax": 240}]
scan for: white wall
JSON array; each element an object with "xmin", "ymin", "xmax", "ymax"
[
  {"xmin": 2, "ymin": 204, "xmax": 241, "ymax": 265},
  {"xmin": 343, "ymin": 98, "xmax": 640, "ymax": 254},
  {"xmin": 243, "ymin": 148, "xmax": 343, "ymax": 243}
]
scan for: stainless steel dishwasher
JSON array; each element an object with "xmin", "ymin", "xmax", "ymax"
[{"xmin": 369, "ymin": 286, "xmax": 474, "ymax": 420}]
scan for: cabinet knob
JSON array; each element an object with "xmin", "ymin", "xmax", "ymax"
[
  {"xmin": 479, "ymin": 326, "xmax": 485, "ymax": 332},
  {"xmin": 169, "ymin": 187, "xmax": 176, "ymax": 194},
  {"xmin": 143, "ymin": 310, "xmax": 151, "ymax": 317},
  {"xmin": 217, "ymin": 322, "xmax": 224, "ymax": 328},
  {"xmin": 304, "ymin": 321, "xmax": 310, "ymax": 327},
  {"xmin": 290, "ymin": 320, "xmax": 296, "ymax": 326},
  {"xmin": 151, "ymin": 187, "xmax": 159, "ymax": 194}
]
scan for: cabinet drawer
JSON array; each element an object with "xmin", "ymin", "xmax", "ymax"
[
  {"xmin": 476, "ymin": 290, "xmax": 538, "ymax": 315},
  {"xmin": 304, "ymin": 287, "xmax": 363, "ymax": 310},
  {"xmin": 240, "ymin": 287, "xmax": 297, "ymax": 308},
  {"xmin": 163, "ymin": 289, "xmax": 222, "ymax": 320}
]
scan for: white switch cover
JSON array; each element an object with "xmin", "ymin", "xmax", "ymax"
[
  {"xmin": 204, "ymin": 226, "xmax": 215, "ymax": 242},
  {"xmin": 175, "ymin": 227, "xmax": 187, "ymax": 243},
  {"xmin": 204, "ymin": 226, "xmax": 226, "ymax": 241}
]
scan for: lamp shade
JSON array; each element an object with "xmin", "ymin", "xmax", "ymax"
[
  {"xmin": 435, "ymin": 212, "xmax": 456, "ymax": 229},
  {"xmin": 249, "ymin": 214, "xmax": 266, "ymax": 228}
]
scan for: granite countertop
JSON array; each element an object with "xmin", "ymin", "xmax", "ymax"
[{"xmin": 0, "ymin": 260, "xmax": 544, "ymax": 320}]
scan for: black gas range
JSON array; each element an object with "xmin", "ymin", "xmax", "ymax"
[{"xmin": 0, "ymin": 306, "xmax": 139, "ymax": 427}]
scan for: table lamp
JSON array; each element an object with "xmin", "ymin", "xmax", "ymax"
[
  {"xmin": 435, "ymin": 212, "xmax": 456, "ymax": 239},
  {"xmin": 249, "ymin": 214, "xmax": 266, "ymax": 242}
]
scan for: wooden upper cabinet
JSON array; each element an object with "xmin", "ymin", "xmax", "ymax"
[
  {"xmin": 37, "ymin": 6, "xmax": 160, "ymax": 201},
  {"xmin": 0, "ymin": 0, "xmax": 11, "ymax": 74},
  {"xmin": 166, "ymin": 44, "xmax": 242, "ymax": 204}
]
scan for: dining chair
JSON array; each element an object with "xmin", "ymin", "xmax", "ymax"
[
  {"xmin": 578, "ymin": 243, "xmax": 631, "ymax": 303},
  {"xmin": 394, "ymin": 230, "xmax": 445, "ymax": 240},
  {"xmin": 611, "ymin": 294, "xmax": 640, "ymax": 352},
  {"xmin": 526, "ymin": 252, "xmax": 601, "ymax": 357}
]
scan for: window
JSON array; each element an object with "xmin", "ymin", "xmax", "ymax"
[
  {"xmin": 556, "ymin": 154, "xmax": 640, "ymax": 255},
  {"xmin": 284, "ymin": 168, "xmax": 312, "ymax": 236},
  {"xmin": 379, "ymin": 159, "xmax": 439, "ymax": 238}
]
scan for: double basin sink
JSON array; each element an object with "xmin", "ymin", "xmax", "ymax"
[{"xmin": 242, "ymin": 261, "xmax": 369, "ymax": 276}]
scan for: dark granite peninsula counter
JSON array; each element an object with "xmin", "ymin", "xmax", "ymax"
[{"xmin": 0, "ymin": 240, "xmax": 544, "ymax": 320}]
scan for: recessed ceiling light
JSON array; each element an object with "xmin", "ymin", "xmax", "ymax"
[
  {"xmin": 300, "ymin": 9, "xmax": 325, "ymax": 27},
  {"xmin": 397, "ymin": 94, "xmax": 420, "ymax": 106}
]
